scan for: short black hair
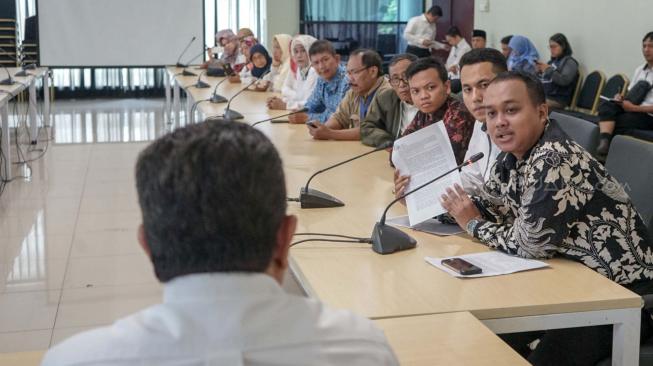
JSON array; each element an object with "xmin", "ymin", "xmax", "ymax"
[
  {"xmin": 490, "ymin": 71, "xmax": 546, "ymax": 106},
  {"xmin": 643, "ymin": 32, "xmax": 653, "ymax": 43},
  {"xmin": 446, "ymin": 26, "xmax": 462, "ymax": 38},
  {"xmin": 135, "ymin": 120, "xmax": 287, "ymax": 282},
  {"xmin": 549, "ymin": 33, "xmax": 573, "ymax": 57},
  {"xmin": 500, "ymin": 35, "xmax": 513, "ymax": 45},
  {"xmin": 459, "ymin": 48, "xmax": 508, "ymax": 74},
  {"xmin": 389, "ymin": 53, "xmax": 417, "ymax": 68},
  {"xmin": 405, "ymin": 57, "xmax": 448, "ymax": 84},
  {"xmin": 350, "ymin": 48, "xmax": 383, "ymax": 77},
  {"xmin": 427, "ymin": 5, "xmax": 443, "ymax": 17},
  {"xmin": 473, "ymin": 29, "xmax": 486, "ymax": 40},
  {"xmin": 309, "ymin": 39, "xmax": 337, "ymax": 57}
]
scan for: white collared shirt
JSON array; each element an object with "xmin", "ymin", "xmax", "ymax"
[
  {"xmin": 446, "ymin": 38, "xmax": 472, "ymax": 79},
  {"xmin": 461, "ymin": 121, "xmax": 500, "ymax": 195},
  {"xmin": 403, "ymin": 14, "xmax": 446, "ymax": 50},
  {"xmin": 42, "ymin": 273, "xmax": 399, "ymax": 366},
  {"xmin": 281, "ymin": 66, "xmax": 319, "ymax": 110},
  {"xmin": 630, "ymin": 63, "xmax": 653, "ymax": 116},
  {"xmin": 398, "ymin": 101, "xmax": 419, "ymax": 137}
]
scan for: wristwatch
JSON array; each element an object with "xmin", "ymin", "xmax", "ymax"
[{"xmin": 466, "ymin": 218, "xmax": 482, "ymax": 237}]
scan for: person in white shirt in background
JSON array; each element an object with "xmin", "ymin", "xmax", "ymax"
[
  {"xmin": 268, "ymin": 35, "xmax": 319, "ymax": 111},
  {"xmin": 444, "ymin": 26, "xmax": 472, "ymax": 81},
  {"xmin": 42, "ymin": 120, "xmax": 399, "ymax": 366},
  {"xmin": 394, "ymin": 48, "xmax": 506, "ymax": 198},
  {"xmin": 259, "ymin": 34, "xmax": 292, "ymax": 92},
  {"xmin": 403, "ymin": 5, "xmax": 448, "ymax": 58}
]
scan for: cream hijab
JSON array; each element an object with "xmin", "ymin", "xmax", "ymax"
[{"xmin": 272, "ymin": 34, "xmax": 293, "ymax": 91}]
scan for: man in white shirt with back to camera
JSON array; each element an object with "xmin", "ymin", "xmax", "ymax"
[
  {"xmin": 403, "ymin": 5, "xmax": 448, "ymax": 58},
  {"xmin": 42, "ymin": 120, "xmax": 399, "ymax": 366}
]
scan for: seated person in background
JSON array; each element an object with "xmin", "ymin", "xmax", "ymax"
[
  {"xmin": 440, "ymin": 72, "xmax": 653, "ymax": 366},
  {"xmin": 360, "ymin": 53, "xmax": 418, "ymax": 147},
  {"xmin": 394, "ymin": 48, "xmax": 505, "ymax": 198},
  {"xmin": 445, "ymin": 26, "xmax": 472, "ymax": 80},
  {"xmin": 229, "ymin": 36, "xmax": 259, "ymax": 83},
  {"xmin": 536, "ymin": 33, "xmax": 579, "ymax": 110},
  {"xmin": 289, "ymin": 40, "xmax": 349, "ymax": 125},
  {"xmin": 202, "ymin": 29, "xmax": 235, "ymax": 68},
  {"xmin": 249, "ymin": 45, "xmax": 274, "ymax": 91},
  {"xmin": 597, "ymin": 31, "xmax": 653, "ymax": 159},
  {"xmin": 500, "ymin": 35, "xmax": 513, "ymax": 58},
  {"xmin": 42, "ymin": 121, "xmax": 400, "ymax": 366},
  {"xmin": 237, "ymin": 27, "xmax": 255, "ymax": 40},
  {"xmin": 471, "ymin": 29, "xmax": 487, "ymax": 49},
  {"xmin": 267, "ymin": 35, "xmax": 319, "ymax": 111},
  {"xmin": 506, "ymin": 35, "xmax": 539, "ymax": 75},
  {"xmin": 308, "ymin": 48, "xmax": 391, "ymax": 140},
  {"xmin": 258, "ymin": 34, "xmax": 292, "ymax": 92},
  {"xmin": 400, "ymin": 57, "xmax": 476, "ymax": 164}
]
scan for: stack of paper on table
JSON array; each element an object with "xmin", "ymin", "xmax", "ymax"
[{"xmin": 425, "ymin": 251, "xmax": 550, "ymax": 278}]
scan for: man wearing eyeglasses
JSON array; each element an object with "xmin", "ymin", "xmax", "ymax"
[
  {"xmin": 307, "ymin": 48, "xmax": 391, "ymax": 140},
  {"xmin": 361, "ymin": 53, "xmax": 418, "ymax": 147}
]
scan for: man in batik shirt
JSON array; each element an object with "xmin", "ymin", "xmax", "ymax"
[{"xmin": 440, "ymin": 71, "xmax": 653, "ymax": 366}]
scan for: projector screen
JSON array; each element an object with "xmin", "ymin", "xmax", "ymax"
[{"xmin": 38, "ymin": 0, "xmax": 205, "ymax": 67}]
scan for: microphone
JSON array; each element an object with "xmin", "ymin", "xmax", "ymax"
[
  {"xmin": 209, "ymin": 77, "xmax": 230, "ymax": 103},
  {"xmin": 177, "ymin": 49, "xmax": 207, "ymax": 77},
  {"xmin": 223, "ymin": 71, "xmax": 271, "ymax": 120},
  {"xmin": 175, "ymin": 36, "xmax": 196, "ymax": 68},
  {"xmin": 251, "ymin": 108, "xmax": 309, "ymax": 127},
  {"xmin": 190, "ymin": 71, "xmax": 210, "ymax": 89},
  {"xmin": 298, "ymin": 141, "xmax": 394, "ymax": 208},
  {"xmin": 370, "ymin": 152, "xmax": 484, "ymax": 254}
]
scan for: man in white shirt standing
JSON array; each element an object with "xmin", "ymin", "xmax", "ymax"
[
  {"xmin": 403, "ymin": 5, "xmax": 448, "ymax": 58},
  {"xmin": 42, "ymin": 121, "xmax": 399, "ymax": 366}
]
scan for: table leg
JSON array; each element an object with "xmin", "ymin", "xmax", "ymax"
[{"xmin": 1, "ymin": 103, "xmax": 11, "ymax": 180}]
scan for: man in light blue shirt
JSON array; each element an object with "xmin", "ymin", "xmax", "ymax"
[{"xmin": 288, "ymin": 40, "xmax": 350, "ymax": 124}]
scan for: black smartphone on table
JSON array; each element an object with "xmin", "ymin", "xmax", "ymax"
[{"xmin": 441, "ymin": 258, "xmax": 482, "ymax": 275}]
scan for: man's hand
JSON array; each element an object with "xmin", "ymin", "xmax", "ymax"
[
  {"xmin": 421, "ymin": 39, "xmax": 433, "ymax": 47},
  {"xmin": 307, "ymin": 122, "xmax": 332, "ymax": 140},
  {"xmin": 288, "ymin": 112, "xmax": 309, "ymax": 124},
  {"xmin": 267, "ymin": 97, "xmax": 287, "ymax": 110},
  {"xmin": 614, "ymin": 94, "xmax": 624, "ymax": 102},
  {"xmin": 440, "ymin": 184, "xmax": 481, "ymax": 230},
  {"xmin": 393, "ymin": 169, "xmax": 410, "ymax": 205},
  {"xmin": 622, "ymin": 100, "xmax": 640, "ymax": 112}
]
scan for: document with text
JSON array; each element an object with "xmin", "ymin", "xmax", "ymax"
[
  {"xmin": 425, "ymin": 251, "xmax": 550, "ymax": 278},
  {"xmin": 391, "ymin": 122, "xmax": 461, "ymax": 226}
]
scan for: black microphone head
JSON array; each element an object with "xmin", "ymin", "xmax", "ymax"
[
  {"xmin": 467, "ymin": 152, "xmax": 484, "ymax": 164},
  {"xmin": 191, "ymin": 36, "xmax": 196, "ymax": 41}
]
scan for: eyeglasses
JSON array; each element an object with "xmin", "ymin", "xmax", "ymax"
[
  {"xmin": 386, "ymin": 75, "xmax": 409, "ymax": 87},
  {"xmin": 346, "ymin": 66, "xmax": 370, "ymax": 76}
]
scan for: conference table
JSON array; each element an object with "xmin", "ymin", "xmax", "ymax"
[
  {"xmin": 170, "ymin": 66, "xmax": 642, "ymax": 365},
  {"xmin": 0, "ymin": 67, "xmax": 51, "ymax": 180}
]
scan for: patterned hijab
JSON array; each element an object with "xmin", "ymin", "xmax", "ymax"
[
  {"xmin": 215, "ymin": 29, "xmax": 235, "ymax": 46},
  {"xmin": 507, "ymin": 35, "xmax": 539, "ymax": 70},
  {"xmin": 249, "ymin": 44, "xmax": 272, "ymax": 78},
  {"xmin": 290, "ymin": 34, "xmax": 317, "ymax": 79},
  {"xmin": 219, "ymin": 34, "xmax": 240, "ymax": 65}
]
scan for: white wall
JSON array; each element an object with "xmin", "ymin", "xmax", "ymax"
[
  {"xmin": 261, "ymin": 0, "xmax": 300, "ymax": 49},
  {"xmin": 474, "ymin": 0, "xmax": 651, "ymax": 77}
]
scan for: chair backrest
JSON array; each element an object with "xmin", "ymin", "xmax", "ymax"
[
  {"xmin": 605, "ymin": 135, "xmax": 653, "ymax": 236},
  {"xmin": 601, "ymin": 74, "xmax": 628, "ymax": 99},
  {"xmin": 575, "ymin": 70, "xmax": 605, "ymax": 114},
  {"xmin": 551, "ymin": 111, "xmax": 600, "ymax": 156},
  {"xmin": 568, "ymin": 70, "xmax": 584, "ymax": 111}
]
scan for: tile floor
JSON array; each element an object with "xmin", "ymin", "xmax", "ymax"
[{"xmin": 0, "ymin": 99, "xmax": 168, "ymax": 352}]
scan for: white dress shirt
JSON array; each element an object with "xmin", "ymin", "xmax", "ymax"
[
  {"xmin": 446, "ymin": 38, "xmax": 472, "ymax": 79},
  {"xmin": 397, "ymin": 101, "xmax": 419, "ymax": 137},
  {"xmin": 403, "ymin": 14, "xmax": 446, "ymax": 50},
  {"xmin": 461, "ymin": 121, "xmax": 500, "ymax": 195},
  {"xmin": 630, "ymin": 63, "xmax": 653, "ymax": 116},
  {"xmin": 281, "ymin": 66, "xmax": 319, "ymax": 110},
  {"xmin": 42, "ymin": 273, "xmax": 399, "ymax": 366}
]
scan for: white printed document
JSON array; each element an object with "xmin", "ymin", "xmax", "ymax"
[
  {"xmin": 386, "ymin": 215, "xmax": 464, "ymax": 236},
  {"xmin": 425, "ymin": 251, "xmax": 550, "ymax": 278},
  {"xmin": 391, "ymin": 122, "xmax": 461, "ymax": 226}
]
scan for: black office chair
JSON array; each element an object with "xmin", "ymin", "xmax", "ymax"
[
  {"xmin": 602, "ymin": 73, "xmax": 630, "ymax": 100},
  {"xmin": 551, "ymin": 111, "xmax": 600, "ymax": 157},
  {"xmin": 573, "ymin": 70, "xmax": 606, "ymax": 115}
]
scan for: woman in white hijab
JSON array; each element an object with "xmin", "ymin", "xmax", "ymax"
[
  {"xmin": 266, "ymin": 34, "xmax": 293, "ymax": 91},
  {"xmin": 267, "ymin": 34, "xmax": 319, "ymax": 111}
]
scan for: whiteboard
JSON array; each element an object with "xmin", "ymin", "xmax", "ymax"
[{"xmin": 38, "ymin": 0, "xmax": 205, "ymax": 67}]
